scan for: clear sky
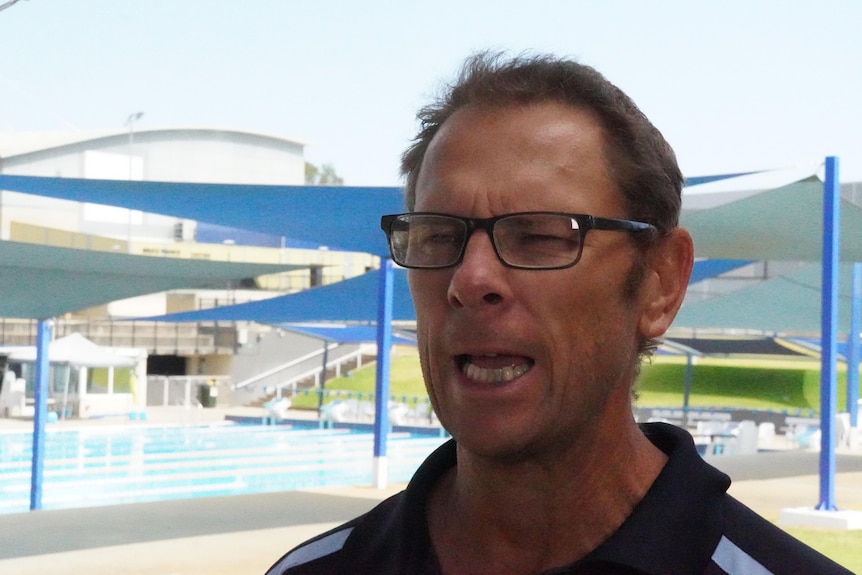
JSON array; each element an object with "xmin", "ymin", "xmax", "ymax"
[{"xmin": 1, "ymin": 0, "xmax": 860, "ymax": 186}]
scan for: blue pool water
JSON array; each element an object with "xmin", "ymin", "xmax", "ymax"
[{"xmin": 0, "ymin": 423, "xmax": 448, "ymax": 515}]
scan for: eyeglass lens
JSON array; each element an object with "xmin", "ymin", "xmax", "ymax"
[
  {"xmin": 495, "ymin": 213, "xmax": 581, "ymax": 268},
  {"xmin": 390, "ymin": 213, "xmax": 583, "ymax": 269}
]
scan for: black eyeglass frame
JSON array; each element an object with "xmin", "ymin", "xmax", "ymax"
[{"xmin": 379, "ymin": 211, "xmax": 658, "ymax": 270}]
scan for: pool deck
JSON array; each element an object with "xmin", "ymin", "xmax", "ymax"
[{"xmin": 2, "ymin": 408, "xmax": 862, "ymax": 574}]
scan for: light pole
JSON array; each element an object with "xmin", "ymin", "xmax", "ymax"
[
  {"xmin": 124, "ymin": 111, "xmax": 144, "ymax": 180},
  {"xmin": 124, "ymin": 112, "xmax": 144, "ymax": 252}
]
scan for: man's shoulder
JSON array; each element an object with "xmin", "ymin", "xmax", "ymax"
[
  {"xmin": 717, "ymin": 496, "xmax": 853, "ymax": 574},
  {"xmin": 265, "ymin": 495, "xmax": 403, "ymax": 575},
  {"xmin": 265, "ymin": 439, "xmax": 455, "ymax": 575},
  {"xmin": 264, "ymin": 520, "xmax": 358, "ymax": 575},
  {"xmin": 637, "ymin": 423, "xmax": 850, "ymax": 573}
]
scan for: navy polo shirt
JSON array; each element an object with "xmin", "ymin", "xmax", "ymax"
[{"xmin": 266, "ymin": 423, "xmax": 851, "ymax": 574}]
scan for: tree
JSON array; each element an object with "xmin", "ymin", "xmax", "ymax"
[{"xmin": 305, "ymin": 162, "xmax": 344, "ymax": 186}]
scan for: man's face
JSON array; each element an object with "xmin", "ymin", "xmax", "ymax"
[{"xmin": 409, "ymin": 101, "xmax": 654, "ymax": 460}]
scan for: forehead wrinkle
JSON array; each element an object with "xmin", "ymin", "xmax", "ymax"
[{"xmin": 414, "ymin": 129, "xmax": 503, "ymax": 215}]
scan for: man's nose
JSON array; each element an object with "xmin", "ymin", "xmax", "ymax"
[{"xmin": 446, "ymin": 231, "xmax": 506, "ymax": 308}]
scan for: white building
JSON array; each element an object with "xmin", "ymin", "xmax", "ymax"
[
  {"xmin": 0, "ymin": 127, "xmax": 380, "ymax": 408},
  {"xmin": 0, "ymin": 127, "xmax": 305, "ymax": 244}
]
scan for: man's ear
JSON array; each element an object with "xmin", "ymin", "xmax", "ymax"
[{"xmin": 638, "ymin": 228, "xmax": 694, "ymax": 339}]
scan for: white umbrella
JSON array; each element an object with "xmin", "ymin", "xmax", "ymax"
[{"xmin": 7, "ymin": 333, "xmax": 137, "ymax": 368}]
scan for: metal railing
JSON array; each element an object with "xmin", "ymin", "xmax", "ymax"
[
  {"xmin": 147, "ymin": 375, "xmax": 232, "ymax": 407},
  {"xmin": 0, "ymin": 318, "xmax": 236, "ymax": 355},
  {"xmin": 232, "ymin": 344, "xmax": 374, "ymax": 404}
]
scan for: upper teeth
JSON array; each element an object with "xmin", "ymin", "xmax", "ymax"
[{"xmin": 463, "ymin": 361, "xmax": 530, "ymax": 383}]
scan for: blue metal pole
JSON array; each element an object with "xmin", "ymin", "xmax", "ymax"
[
  {"xmin": 30, "ymin": 319, "xmax": 52, "ymax": 511},
  {"xmin": 372, "ymin": 259, "xmax": 394, "ymax": 488},
  {"xmin": 681, "ymin": 353, "xmax": 694, "ymax": 429},
  {"xmin": 817, "ymin": 156, "xmax": 840, "ymax": 511},
  {"xmin": 849, "ymin": 263, "xmax": 861, "ymax": 428}
]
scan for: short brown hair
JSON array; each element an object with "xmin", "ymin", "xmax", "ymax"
[{"xmin": 400, "ymin": 51, "xmax": 683, "ymax": 234}]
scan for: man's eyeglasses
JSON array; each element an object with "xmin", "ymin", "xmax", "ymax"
[{"xmin": 380, "ymin": 212, "xmax": 658, "ymax": 270}]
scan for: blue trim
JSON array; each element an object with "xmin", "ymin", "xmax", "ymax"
[
  {"xmin": 849, "ymin": 263, "xmax": 861, "ymax": 427},
  {"xmin": 143, "ymin": 268, "xmax": 416, "ymax": 324},
  {"xmin": 0, "ymin": 175, "xmax": 405, "ymax": 256},
  {"xmin": 282, "ymin": 324, "xmax": 416, "ymax": 345},
  {"xmin": 683, "ymin": 171, "xmax": 763, "ymax": 187},
  {"xmin": 373, "ymin": 260, "xmax": 394, "ymax": 460},
  {"xmin": 194, "ymin": 222, "xmax": 285, "ymax": 248},
  {"xmin": 29, "ymin": 319, "xmax": 52, "ymax": 511},
  {"xmin": 689, "ymin": 259, "xmax": 754, "ymax": 284},
  {"xmin": 817, "ymin": 156, "xmax": 839, "ymax": 511}
]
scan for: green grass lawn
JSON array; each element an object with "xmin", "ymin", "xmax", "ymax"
[
  {"xmin": 290, "ymin": 350, "xmax": 860, "ymax": 569},
  {"xmin": 783, "ymin": 528, "xmax": 862, "ymax": 572},
  {"xmin": 635, "ymin": 356, "xmax": 845, "ymax": 411},
  {"xmin": 290, "ymin": 352, "xmax": 427, "ymax": 410},
  {"xmin": 301, "ymin": 351, "xmax": 842, "ymax": 414}
]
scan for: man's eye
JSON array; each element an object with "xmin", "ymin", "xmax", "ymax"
[
  {"xmin": 414, "ymin": 230, "xmax": 458, "ymax": 247},
  {"xmin": 426, "ymin": 233, "xmax": 459, "ymax": 245},
  {"xmin": 518, "ymin": 232, "xmax": 574, "ymax": 247}
]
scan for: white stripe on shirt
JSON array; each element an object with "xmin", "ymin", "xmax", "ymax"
[
  {"xmin": 712, "ymin": 535, "xmax": 774, "ymax": 575},
  {"xmin": 267, "ymin": 527, "xmax": 354, "ymax": 573}
]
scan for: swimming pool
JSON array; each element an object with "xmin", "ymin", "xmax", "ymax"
[{"xmin": 0, "ymin": 423, "xmax": 449, "ymax": 515}]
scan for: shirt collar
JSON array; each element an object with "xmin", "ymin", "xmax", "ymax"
[
  {"xmin": 395, "ymin": 423, "xmax": 732, "ymax": 575},
  {"xmin": 580, "ymin": 422, "xmax": 731, "ymax": 573}
]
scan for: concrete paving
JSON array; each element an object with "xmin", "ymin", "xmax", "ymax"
[
  {"xmin": 0, "ymin": 484, "xmax": 405, "ymax": 575},
  {"xmin": 1, "ymin": 409, "xmax": 861, "ymax": 574}
]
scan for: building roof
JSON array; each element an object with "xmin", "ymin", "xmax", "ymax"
[{"xmin": 0, "ymin": 127, "xmax": 305, "ymax": 158}]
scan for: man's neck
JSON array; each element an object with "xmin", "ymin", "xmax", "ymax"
[{"xmin": 427, "ymin": 419, "xmax": 667, "ymax": 575}]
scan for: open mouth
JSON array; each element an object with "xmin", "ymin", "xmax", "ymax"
[{"xmin": 457, "ymin": 354, "xmax": 534, "ymax": 384}]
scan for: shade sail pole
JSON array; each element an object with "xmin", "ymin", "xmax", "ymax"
[
  {"xmin": 849, "ymin": 263, "xmax": 862, "ymax": 428},
  {"xmin": 372, "ymin": 259, "xmax": 394, "ymax": 488},
  {"xmin": 817, "ymin": 156, "xmax": 840, "ymax": 511},
  {"xmin": 30, "ymin": 319, "xmax": 53, "ymax": 511},
  {"xmin": 681, "ymin": 352, "xmax": 694, "ymax": 428}
]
